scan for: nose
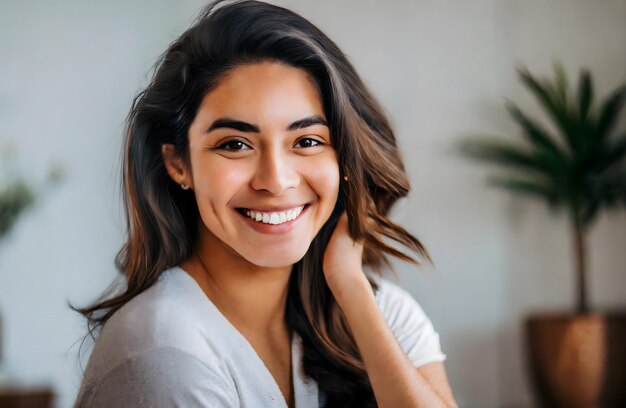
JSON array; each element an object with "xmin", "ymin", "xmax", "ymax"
[{"xmin": 250, "ymin": 143, "xmax": 300, "ymax": 195}]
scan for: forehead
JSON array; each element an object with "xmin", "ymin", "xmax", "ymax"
[{"xmin": 193, "ymin": 61, "xmax": 325, "ymax": 127}]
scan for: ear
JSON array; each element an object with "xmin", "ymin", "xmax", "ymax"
[{"xmin": 161, "ymin": 144, "xmax": 193, "ymax": 189}]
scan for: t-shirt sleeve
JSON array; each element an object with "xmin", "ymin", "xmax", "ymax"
[
  {"xmin": 74, "ymin": 346, "xmax": 239, "ymax": 408},
  {"xmin": 375, "ymin": 279, "xmax": 447, "ymax": 368}
]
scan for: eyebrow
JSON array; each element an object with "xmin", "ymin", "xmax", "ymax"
[{"xmin": 206, "ymin": 115, "xmax": 328, "ymax": 133}]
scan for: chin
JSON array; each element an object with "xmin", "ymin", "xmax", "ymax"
[{"xmin": 242, "ymin": 245, "xmax": 309, "ymax": 268}]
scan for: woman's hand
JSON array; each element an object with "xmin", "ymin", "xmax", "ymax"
[
  {"xmin": 322, "ymin": 210, "xmax": 369, "ymax": 296},
  {"xmin": 322, "ymin": 211, "xmax": 459, "ymax": 408}
]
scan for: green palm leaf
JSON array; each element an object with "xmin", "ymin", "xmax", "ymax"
[
  {"xmin": 486, "ymin": 176, "xmax": 562, "ymax": 208},
  {"xmin": 457, "ymin": 137, "xmax": 557, "ymax": 178},
  {"xmin": 596, "ymin": 84, "xmax": 626, "ymax": 142},
  {"xmin": 517, "ymin": 65, "xmax": 582, "ymax": 154},
  {"xmin": 505, "ymin": 102, "xmax": 566, "ymax": 159},
  {"xmin": 578, "ymin": 69, "xmax": 593, "ymax": 121},
  {"xmin": 459, "ymin": 64, "xmax": 626, "ymax": 222}
]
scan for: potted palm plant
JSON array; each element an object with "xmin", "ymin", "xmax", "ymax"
[{"xmin": 457, "ymin": 63, "xmax": 626, "ymax": 407}]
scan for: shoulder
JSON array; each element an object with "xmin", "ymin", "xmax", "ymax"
[
  {"xmin": 74, "ymin": 346, "xmax": 238, "ymax": 408},
  {"xmin": 374, "ymin": 277, "xmax": 431, "ymax": 328},
  {"xmin": 373, "ymin": 277, "xmax": 448, "ymax": 367},
  {"xmin": 80, "ymin": 268, "xmax": 225, "ymax": 385}
]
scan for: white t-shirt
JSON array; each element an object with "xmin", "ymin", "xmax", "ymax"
[{"xmin": 73, "ymin": 265, "xmax": 446, "ymax": 407}]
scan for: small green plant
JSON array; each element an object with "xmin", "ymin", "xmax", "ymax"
[
  {"xmin": 457, "ymin": 63, "xmax": 626, "ymax": 314},
  {"xmin": 0, "ymin": 145, "xmax": 64, "ymax": 241},
  {"xmin": 0, "ymin": 178, "xmax": 36, "ymax": 238}
]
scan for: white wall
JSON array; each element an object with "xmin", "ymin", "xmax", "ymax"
[{"xmin": 0, "ymin": 1, "xmax": 624, "ymax": 407}]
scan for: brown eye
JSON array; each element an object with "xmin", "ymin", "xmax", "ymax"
[
  {"xmin": 296, "ymin": 138, "xmax": 322, "ymax": 148},
  {"xmin": 217, "ymin": 140, "xmax": 250, "ymax": 151}
]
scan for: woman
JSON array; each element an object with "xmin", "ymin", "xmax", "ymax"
[{"xmin": 72, "ymin": 1, "xmax": 457, "ymax": 407}]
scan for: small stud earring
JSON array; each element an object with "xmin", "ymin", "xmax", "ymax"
[
  {"xmin": 343, "ymin": 175, "xmax": 349, "ymax": 182},
  {"xmin": 180, "ymin": 183, "xmax": 190, "ymax": 190}
]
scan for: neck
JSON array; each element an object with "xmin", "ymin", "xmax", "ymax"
[{"xmin": 181, "ymin": 227, "xmax": 293, "ymax": 337}]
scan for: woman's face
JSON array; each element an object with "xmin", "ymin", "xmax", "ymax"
[{"xmin": 179, "ymin": 61, "xmax": 340, "ymax": 267}]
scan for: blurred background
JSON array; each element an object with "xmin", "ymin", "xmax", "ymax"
[{"xmin": 1, "ymin": 0, "xmax": 625, "ymax": 407}]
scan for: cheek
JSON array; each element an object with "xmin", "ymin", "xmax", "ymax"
[
  {"xmin": 192, "ymin": 159, "xmax": 248, "ymax": 206},
  {"xmin": 192, "ymin": 161, "xmax": 248, "ymax": 238},
  {"xmin": 305, "ymin": 156, "xmax": 340, "ymax": 205}
]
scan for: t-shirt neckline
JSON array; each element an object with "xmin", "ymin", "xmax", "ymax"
[{"xmin": 168, "ymin": 264, "xmax": 318, "ymax": 408}]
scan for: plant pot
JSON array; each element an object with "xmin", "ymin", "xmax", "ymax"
[{"xmin": 525, "ymin": 312, "xmax": 626, "ymax": 407}]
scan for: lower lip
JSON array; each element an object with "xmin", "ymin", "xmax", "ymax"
[{"xmin": 235, "ymin": 205, "xmax": 310, "ymax": 235}]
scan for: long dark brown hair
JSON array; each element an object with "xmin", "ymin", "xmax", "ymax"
[{"xmin": 70, "ymin": 1, "xmax": 432, "ymax": 406}]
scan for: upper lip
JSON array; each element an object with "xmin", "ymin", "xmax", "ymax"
[{"xmin": 237, "ymin": 203, "xmax": 308, "ymax": 212}]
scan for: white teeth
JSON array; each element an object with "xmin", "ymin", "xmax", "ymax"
[{"xmin": 243, "ymin": 205, "xmax": 305, "ymax": 225}]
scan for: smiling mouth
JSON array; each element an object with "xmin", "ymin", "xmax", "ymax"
[{"xmin": 236, "ymin": 204, "xmax": 309, "ymax": 225}]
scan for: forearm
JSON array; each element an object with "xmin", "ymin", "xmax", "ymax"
[{"xmin": 329, "ymin": 275, "xmax": 454, "ymax": 408}]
